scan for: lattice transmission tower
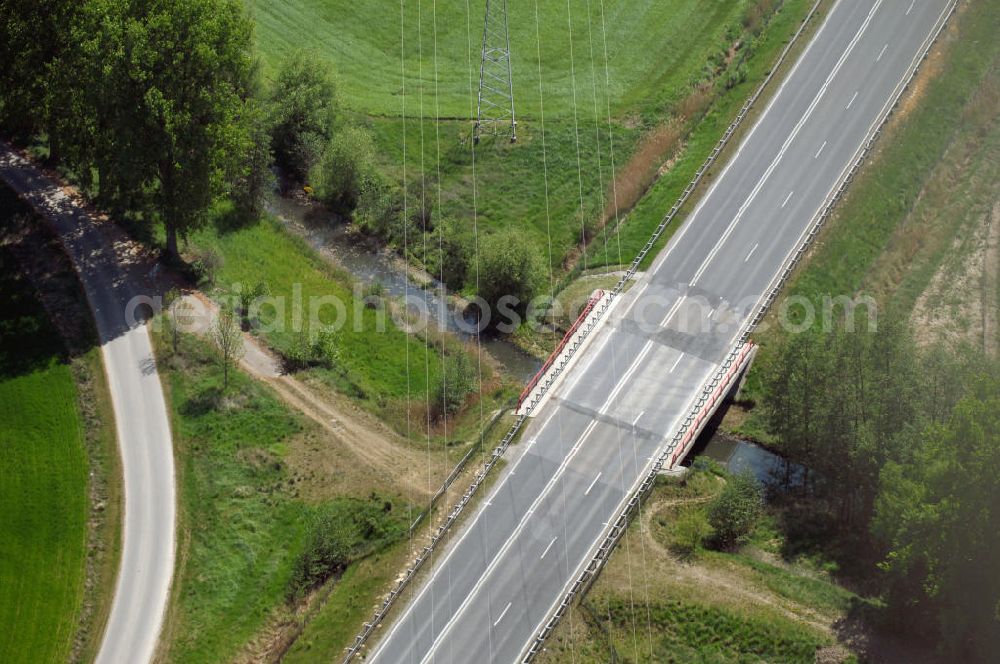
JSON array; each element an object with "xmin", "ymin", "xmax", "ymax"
[{"xmin": 475, "ymin": 0, "xmax": 517, "ymax": 143}]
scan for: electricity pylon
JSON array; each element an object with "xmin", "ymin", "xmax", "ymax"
[{"xmin": 474, "ymin": 0, "xmax": 517, "ymax": 143}]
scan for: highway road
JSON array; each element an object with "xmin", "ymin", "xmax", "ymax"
[
  {"xmin": 0, "ymin": 145, "xmax": 175, "ymax": 664},
  {"xmin": 368, "ymin": 0, "xmax": 954, "ymax": 661}
]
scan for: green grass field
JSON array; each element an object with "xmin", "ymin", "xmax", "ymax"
[
  {"xmin": 250, "ymin": 0, "xmax": 814, "ymax": 272},
  {"xmin": 0, "ymin": 190, "xmax": 89, "ymax": 664},
  {"xmin": 157, "ymin": 324, "xmax": 309, "ymax": 663},
  {"xmin": 281, "ymin": 407, "xmax": 518, "ymax": 662},
  {"xmin": 252, "ymin": 0, "xmax": 749, "ymax": 120},
  {"xmin": 194, "ymin": 210, "xmax": 440, "ymax": 401}
]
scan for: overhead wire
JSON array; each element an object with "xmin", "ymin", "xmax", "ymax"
[
  {"xmin": 596, "ymin": 0, "xmax": 655, "ymax": 656},
  {"xmin": 462, "ymin": 0, "xmax": 494, "ymax": 657},
  {"xmin": 414, "ymin": 0, "xmax": 440, "ymax": 646},
  {"xmin": 565, "ymin": 0, "xmax": 590, "ymax": 274},
  {"xmin": 398, "ymin": 0, "xmax": 418, "ymax": 655}
]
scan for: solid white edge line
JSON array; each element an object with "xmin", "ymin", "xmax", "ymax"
[
  {"xmin": 370, "ymin": 1, "xmax": 954, "ymax": 659},
  {"xmin": 648, "ymin": 0, "xmax": 846, "ymax": 279},
  {"xmin": 415, "ymin": 288, "xmax": 692, "ymax": 662},
  {"xmin": 688, "ymin": 0, "xmax": 884, "ymax": 286},
  {"xmin": 669, "ymin": 353, "xmax": 684, "ymax": 373}
]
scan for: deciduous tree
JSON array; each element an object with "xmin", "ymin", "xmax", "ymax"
[{"xmin": 212, "ymin": 306, "xmax": 244, "ymax": 391}]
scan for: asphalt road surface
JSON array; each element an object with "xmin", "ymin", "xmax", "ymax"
[
  {"xmin": 368, "ymin": 0, "xmax": 954, "ymax": 661},
  {"xmin": 0, "ymin": 145, "xmax": 175, "ymax": 664}
]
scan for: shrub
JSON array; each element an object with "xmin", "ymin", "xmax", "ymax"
[
  {"xmin": 283, "ymin": 331, "xmax": 311, "ymax": 372},
  {"xmin": 425, "ymin": 218, "xmax": 472, "ymax": 291},
  {"xmin": 707, "ymin": 470, "xmax": 764, "ymax": 549},
  {"xmin": 436, "ymin": 349, "xmax": 477, "ymax": 417},
  {"xmin": 233, "ymin": 100, "xmax": 275, "ymax": 220},
  {"xmin": 354, "ymin": 172, "xmax": 405, "ymax": 242},
  {"xmin": 287, "ymin": 498, "xmax": 404, "ymax": 599},
  {"xmin": 671, "ymin": 509, "xmax": 712, "ymax": 557},
  {"xmin": 269, "ymin": 51, "xmax": 337, "ymax": 182},
  {"xmin": 237, "ymin": 279, "xmax": 269, "ymax": 321},
  {"xmin": 189, "ymin": 247, "xmax": 223, "ymax": 286},
  {"xmin": 363, "ymin": 280, "xmax": 385, "ymax": 309},
  {"xmin": 283, "ymin": 329, "xmax": 339, "ymax": 371},
  {"xmin": 314, "ymin": 126, "xmax": 379, "ymax": 211},
  {"xmin": 574, "ymin": 199, "xmax": 603, "ymax": 244},
  {"xmin": 477, "ymin": 229, "xmax": 544, "ymax": 331},
  {"xmin": 311, "ymin": 328, "xmax": 340, "ymax": 368},
  {"xmin": 725, "ymin": 63, "xmax": 749, "ymax": 90}
]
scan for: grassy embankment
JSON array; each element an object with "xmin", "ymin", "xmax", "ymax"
[
  {"xmin": 280, "ymin": 409, "xmax": 518, "ymax": 663},
  {"xmin": 0, "ymin": 189, "xmax": 89, "ymax": 663},
  {"xmin": 731, "ymin": 0, "xmax": 1000, "ymax": 440},
  {"xmin": 250, "ymin": 0, "xmax": 817, "ymax": 278},
  {"xmin": 538, "ymin": 462, "xmax": 854, "ymax": 663}
]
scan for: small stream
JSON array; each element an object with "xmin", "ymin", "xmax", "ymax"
[
  {"xmin": 690, "ymin": 431, "xmax": 802, "ymax": 486},
  {"xmin": 267, "ymin": 194, "xmax": 543, "ymax": 383}
]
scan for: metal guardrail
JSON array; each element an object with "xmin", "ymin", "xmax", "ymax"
[
  {"xmin": 405, "ymin": 406, "xmax": 511, "ymax": 534},
  {"xmin": 341, "ymin": 0, "xmax": 863, "ymax": 658},
  {"xmin": 521, "ymin": 0, "xmax": 960, "ymax": 659},
  {"xmin": 517, "ymin": 290, "xmax": 605, "ymax": 411}
]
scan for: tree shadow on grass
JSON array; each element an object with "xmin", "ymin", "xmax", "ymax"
[
  {"xmin": 769, "ymin": 492, "xmax": 882, "ymax": 592},
  {"xmin": 213, "ymin": 202, "xmax": 261, "ymax": 236}
]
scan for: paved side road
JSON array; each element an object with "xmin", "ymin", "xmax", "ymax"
[
  {"xmin": 368, "ymin": 0, "xmax": 955, "ymax": 661},
  {"xmin": 0, "ymin": 144, "xmax": 175, "ymax": 664}
]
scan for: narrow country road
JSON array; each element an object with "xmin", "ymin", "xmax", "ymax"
[{"xmin": 0, "ymin": 143, "xmax": 175, "ymax": 664}]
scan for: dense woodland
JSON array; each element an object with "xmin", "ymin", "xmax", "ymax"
[
  {"xmin": 1, "ymin": 0, "xmax": 259, "ymax": 255},
  {"xmin": 758, "ymin": 313, "xmax": 1000, "ymax": 660}
]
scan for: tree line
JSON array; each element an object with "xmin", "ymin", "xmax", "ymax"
[
  {"xmin": 0, "ymin": 2, "xmax": 373, "ymax": 257},
  {"xmin": 1, "ymin": 0, "xmax": 257, "ymax": 256},
  {"xmin": 757, "ymin": 313, "xmax": 1000, "ymax": 660}
]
